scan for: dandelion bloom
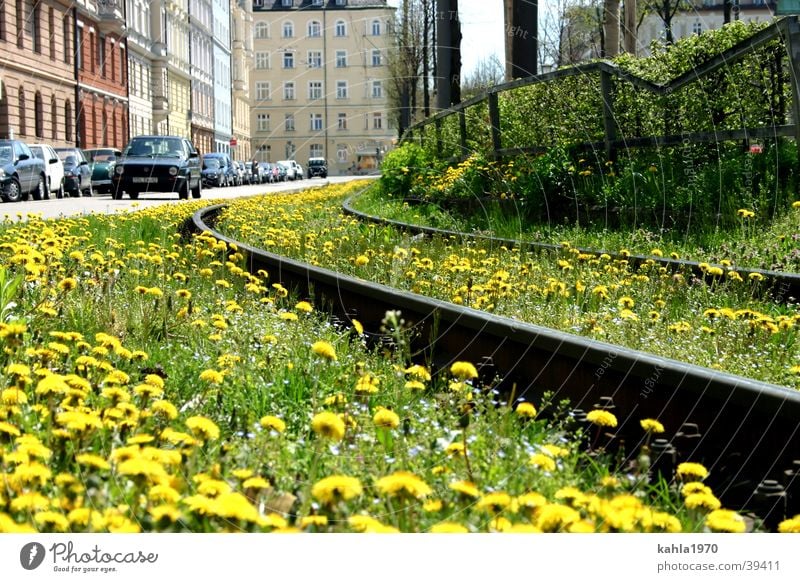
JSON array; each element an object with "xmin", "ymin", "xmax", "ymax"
[
  {"xmin": 515, "ymin": 402, "xmax": 537, "ymax": 418},
  {"xmin": 351, "ymin": 319, "xmax": 364, "ymax": 335},
  {"xmin": 449, "ymin": 480, "xmax": 480, "ymax": 498},
  {"xmin": 199, "ymin": 369, "xmax": 224, "ymax": 384},
  {"xmin": 186, "ymin": 416, "xmax": 221, "ymax": 441},
  {"xmin": 311, "ymin": 475, "xmax": 363, "ymax": 504},
  {"xmin": 450, "ymin": 361, "xmax": 478, "ymax": 380},
  {"xmin": 295, "ymin": 301, "xmax": 313, "ymax": 313},
  {"xmin": 373, "ymin": 408, "xmax": 400, "ymax": 429},
  {"xmin": 404, "ymin": 380, "xmax": 426, "ymax": 391},
  {"xmin": 423, "ymin": 499, "xmax": 443, "ymax": 512},
  {"xmin": 778, "ymin": 515, "xmax": 800, "ymax": 532},
  {"xmin": 476, "ymin": 492, "xmax": 512, "ymax": 513},
  {"xmin": 243, "ymin": 477, "xmax": 271, "ymax": 490},
  {"xmin": 706, "ymin": 509, "xmax": 746, "ymax": 533},
  {"xmin": 75, "ymin": 453, "xmax": 111, "ymax": 471},
  {"xmin": 355, "ymin": 255, "xmax": 369, "ymax": 266},
  {"xmin": 57, "ymin": 278, "xmax": 78, "ymax": 292},
  {"xmin": 311, "ymin": 411, "xmax": 346, "ymax": 441},
  {"xmin": 405, "ymin": 364, "xmax": 431, "ymax": 381},
  {"xmin": 586, "ymin": 409, "xmax": 618, "ymax": 428},
  {"xmin": 681, "ymin": 482, "xmax": 712, "ymax": 497},
  {"xmin": 259, "ymin": 415, "xmax": 286, "ymax": 433},
  {"xmin": 529, "ymin": 453, "xmax": 557, "ymax": 472},
  {"xmin": 677, "ymin": 462, "xmax": 709, "ymax": 481},
  {"xmin": 300, "ymin": 515, "xmax": 328, "ymax": 528},
  {"xmin": 640, "ymin": 418, "xmax": 665, "ymax": 433},
  {"xmin": 684, "ymin": 492, "xmax": 721, "ymax": 512},
  {"xmin": 375, "ymin": 471, "xmax": 431, "ymax": 499},
  {"xmin": 311, "ymin": 341, "xmax": 337, "ymax": 361}
]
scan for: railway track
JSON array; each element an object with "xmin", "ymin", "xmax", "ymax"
[
  {"xmin": 341, "ymin": 197, "xmax": 800, "ymax": 305},
  {"xmin": 187, "ymin": 203, "xmax": 800, "ymax": 530}
]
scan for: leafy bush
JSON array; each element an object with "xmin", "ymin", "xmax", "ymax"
[{"xmin": 379, "ymin": 143, "xmax": 434, "ymax": 198}]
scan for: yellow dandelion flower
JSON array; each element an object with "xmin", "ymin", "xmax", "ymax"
[
  {"xmin": 778, "ymin": 515, "xmax": 800, "ymax": 532},
  {"xmin": 449, "ymin": 480, "xmax": 480, "ymax": 498},
  {"xmin": 476, "ymin": 492, "xmax": 512, "ymax": 513},
  {"xmin": 311, "ymin": 340, "xmax": 337, "ymax": 361},
  {"xmin": 450, "ymin": 361, "xmax": 478, "ymax": 380},
  {"xmin": 75, "ymin": 453, "xmax": 111, "ymax": 470},
  {"xmin": 58, "ymin": 278, "xmax": 78, "ymax": 292},
  {"xmin": 185, "ymin": 416, "xmax": 220, "ymax": 441},
  {"xmin": 530, "ymin": 453, "xmax": 556, "ymax": 472},
  {"xmin": 311, "ymin": 475, "xmax": 363, "ymax": 505},
  {"xmin": 373, "ymin": 408, "xmax": 400, "ymax": 429},
  {"xmin": 352, "ymin": 319, "xmax": 364, "ymax": 335},
  {"xmin": 430, "ymin": 522, "xmax": 468, "ymax": 533},
  {"xmin": 685, "ymin": 492, "xmax": 721, "ymax": 511},
  {"xmin": 677, "ymin": 462, "xmax": 709, "ymax": 481},
  {"xmin": 259, "ymin": 415, "xmax": 286, "ymax": 433},
  {"xmin": 311, "ymin": 411, "xmax": 346, "ymax": 441},
  {"xmin": 706, "ymin": 509, "xmax": 746, "ymax": 533},
  {"xmin": 242, "ymin": 477, "xmax": 271, "ymax": 490},
  {"xmin": 375, "ymin": 471, "xmax": 431, "ymax": 499},
  {"xmin": 199, "ymin": 369, "xmax": 225, "ymax": 384},
  {"xmin": 295, "ymin": 301, "xmax": 313, "ymax": 313},
  {"xmin": 586, "ymin": 409, "xmax": 617, "ymax": 428},
  {"xmin": 515, "ymin": 402, "xmax": 537, "ymax": 418},
  {"xmin": 640, "ymin": 418, "xmax": 665, "ymax": 433}
]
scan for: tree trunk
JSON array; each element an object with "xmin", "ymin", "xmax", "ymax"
[
  {"xmin": 423, "ymin": 0, "xmax": 431, "ymax": 117},
  {"xmin": 436, "ymin": 0, "xmax": 461, "ymax": 109},
  {"xmin": 510, "ymin": 0, "xmax": 538, "ymax": 77},
  {"xmin": 604, "ymin": 0, "xmax": 620, "ymax": 58},
  {"xmin": 623, "ymin": 0, "xmax": 636, "ymax": 54}
]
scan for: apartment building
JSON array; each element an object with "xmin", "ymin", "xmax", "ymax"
[
  {"xmin": 638, "ymin": 2, "xmax": 777, "ymax": 55},
  {"xmin": 251, "ymin": 0, "xmax": 395, "ymax": 175},
  {"xmin": 126, "ymin": 0, "xmax": 155, "ymax": 138},
  {"xmin": 0, "ymin": 0, "xmax": 78, "ymax": 146},
  {"xmin": 232, "ymin": 0, "xmax": 254, "ymax": 160},
  {"xmin": 190, "ymin": 0, "xmax": 216, "ymax": 154},
  {"xmin": 74, "ymin": 0, "xmax": 129, "ymax": 148},
  {"xmin": 213, "ymin": 0, "xmax": 233, "ymax": 153}
]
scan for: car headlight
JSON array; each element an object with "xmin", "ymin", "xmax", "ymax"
[
  {"xmin": 115, "ymin": 166, "xmax": 124, "ymax": 175},
  {"xmin": 169, "ymin": 166, "xmax": 178, "ymax": 176},
  {"xmin": 0, "ymin": 168, "xmax": 5, "ymax": 178},
  {"xmin": 65, "ymin": 170, "xmax": 75, "ymax": 177}
]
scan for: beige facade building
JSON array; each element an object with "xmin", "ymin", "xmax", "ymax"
[
  {"xmin": 251, "ymin": 0, "xmax": 395, "ymax": 175},
  {"xmin": 232, "ymin": 0, "xmax": 254, "ymax": 160}
]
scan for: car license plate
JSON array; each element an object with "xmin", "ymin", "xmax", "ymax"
[{"xmin": 132, "ymin": 177, "xmax": 158, "ymax": 184}]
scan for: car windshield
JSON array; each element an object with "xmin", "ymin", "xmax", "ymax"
[
  {"xmin": 203, "ymin": 159, "xmax": 220, "ymax": 169},
  {"xmin": 56, "ymin": 150, "xmax": 80, "ymax": 163},
  {"xmin": 29, "ymin": 146, "xmax": 43, "ymax": 158},
  {"xmin": 309, "ymin": 160, "xmax": 324, "ymax": 166},
  {"xmin": 86, "ymin": 150, "xmax": 116, "ymax": 162},
  {"xmin": 125, "ymin": 138, "xmax": 184, "ymax": 158},
  {"xmin": 0, "ymin": 146, "xmax": 11, "ymax": 162}
]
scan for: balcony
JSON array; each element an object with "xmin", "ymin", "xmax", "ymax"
[
  {"xmin": 233, "ymin": 79, "xmax": 246, "ymax": 91},
  {"xmin": 153, "ymin": 95, "xmax": 169, "ymax": 114},
  {"xmin": 96, "ymin": 0, "xmax": 126, "ymax": 34},
  {"xmin": 150, "ymin": 41, "xmax": 168, "ymax": 60}
]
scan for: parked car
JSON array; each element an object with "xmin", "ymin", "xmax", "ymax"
[
  {"xmin": 112, "ymin": 135, "xmax": 202, "ymax": 200},
  {"xmin": 292, "ymin": 161, "xmax": 305, "ymax": 180},
  {"xmin": 202, "ymin": 153, "xmax": 236, "ymax": 187},
  {"xmin": 201, "ymin": 157, "xmax": 226, "ymax": 187},
  {"xmin": 84, "ymin": 147, "xmax": 122, "ymax": 194},
  {"xmin": 258, "ymin": 162, "xmax": 275, "ymax": 183},
  {"xmin": 277, "ymin": 160, "xmax": 296, "ymax": 181},
  {"xmin": 307, "ymin": 157, "xmax": 328, "ymax": 179},
  {"xmin": 245, "ymin": 162, "xmax": 260, "ymax": 185},
  {"xmin": 54, "ymin": 147, "xmax": 93, "ymax": 197},
  {"xmin": 231, "ymin": 161, "xmax": 244, "ymax": 186},
  {"xmin": 29, "ymin": 143, "xmax": 65, "ymax": 198},
  {"xmin": 0, "ymin": 139, "xmax": 48, "ymax": 202},
  {"xmin": 275, "ymin": 163, "xmax": 288, "ymax": 182}
]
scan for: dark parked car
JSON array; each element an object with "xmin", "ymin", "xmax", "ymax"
[
  {"xmin": 202, "ymin": 157, "xmax": 225, "ymax": 187},
  {"xmin": 258, "ymin": 162, "xmax": 274, "ymax": 184},
  {"xmin": 307, "ymin": 157, "xmax": 328, "ymax": 178},
  {"xmin": 113, "ymin": 136, "xmax": 202, "ymax": 200},
  {"xmin": 202, "ymin": 153, "xmax": 236, "ymax": 187},
  {"xmin": 0, "ymin": 140, "xmax": 47, "ymax": 202},
  {"xmin": 54, "ymin": 147, "xmax": 93, "ymax": 197},
  {"xmin": 84, "ymin": 147, "xmax": 122, "ymax": 194}
]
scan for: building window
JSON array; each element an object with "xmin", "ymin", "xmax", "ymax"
[
  {"xmin": 255, "ymin": 81, "xmax": 271, "ymax": 101},
  {"xmin": 371, "ymin": 19, "xmax": 381, "ymax": 36},
  {"xmin": 310, "ymin": 113, "xmax": 323, "ymax": 131},
  {"xmin": 282, "ymin": 0, "xmax": 292, "ymax": 6},
  {"xmin": 32, "ymin": 2, "xmax": 41, "ymax": 53},
  {"xmin": 307, "ymin": 20, "xmax": 321, "ymax": 37},
  {"xmin": 336, "ymin": 50, "xmax": 347, "ymax": 67},
  {"xmin": 34, "ymin": 92, "xmax": 43, "ymax": 138},
  {"xmin": 255, "ymin": 22, "xmax": 269, "ymax": 39},
  {"xmin": 18, "ymin": 89, "xmax": 26, "ymax": 135},
  {"xmin": 254, "ymin": 0, "xmax": 264, "ymax": 7},
  {"xmin": 49, "ymin": 8, "xmax": 55, "ymax": 60},
  {"xmin": 337, "ymin": 145, "xmax": 348, "ymax": 162},
  {"xmin": 65, "ymin": 100, "xmax": 72, "ymax": 142},
  {"xmin": 283, "ymin": 82, "xmax": 295, "ymax": 100},
  {"xmin": 335, "ymin": 19, "xmax": 346, "ymax": 36},
  {"xmin": 0, "ymin": 2, "xmax": 5, "ymax": 42},
  {"xmin": 257, "ymin": 113, "xmax": 270, "ymax": 131},
  {"xmin": 372, "ymin": 112, "xmax": 383, "ymax": 130},
  {"xmin": 63, "ymin": 17, "xmax": 71, "ymax": 64},
  {"xmin": 372, "ymin": 80, "xmax": 383, "ymax": 98},
  {"xmin": 336, "ymin": 80, "xmax": 348, "ymax": 99},
  {"xmin": 282, "ymin": 21, "xmax": 294, "ymax": 38},
  {"xmin": 51, "ymin": 97, "xmax": 57, "ymax": 140},
  {"xmin": 256, "ymin": 51, "xmax": 270, "ymax": 69},
  {"xmin": 371, "ymin": 49, "xmax": 382, "ymax": 66},
  {"xmin": 283, "ymin": 51, "xmax": 294, "ymax": 68},
  {"xmin": 312, "ymin": 0, "xmax": 322, "ymax": 6},
  {"xmin": 98, "ymin": 35, "xmax": 106, "ymax": 77},
  {"xmin": 335, "ymin": 0, "xmax": 346, "ymax": 6},
  {"xmin": 310, "ymin": 144, "xmax": 323, "ymax": 157},
  {"xmin": 337, "ymin": 112, "xmax": 347, "ymax": 130},
  {"xmin": 692, "ymin": 22, "xmax": 702, "ymax": 35},
  {"xmin": 308, "ymin": 81, "xmax": 323, "ymax": 100},
  {"xmin": 308, "ymin": 50, "xmax": 322, "ymax": 68},
  {"xmin": 16, "ymin": 0, "xmax": 23, "ymax": 48}
]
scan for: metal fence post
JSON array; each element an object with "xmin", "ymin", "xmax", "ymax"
[
  {"xmin": 488, "ymin": 91, "xmax": 502, "ymax": 159},
  {"xmin": 600, "ymin": 69, "xmax": 617, "ymax": 162}
]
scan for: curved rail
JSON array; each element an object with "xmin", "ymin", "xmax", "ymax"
[
  {"xmin": 186, "ymin": 204, "xmax": 800, "ymax": 522},
  {"xmin": 341, "ymin": 196, "xmax": 800, "ymax": 303}
]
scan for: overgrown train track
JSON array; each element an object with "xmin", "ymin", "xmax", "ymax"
[{"xmin": 187, "ymin": 204, "xmax": 800, "ymax": 529}]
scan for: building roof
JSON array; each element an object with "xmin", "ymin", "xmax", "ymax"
[{"xmin": 257, "ymin": 0, "xmax": 389, "ymax": 10}]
